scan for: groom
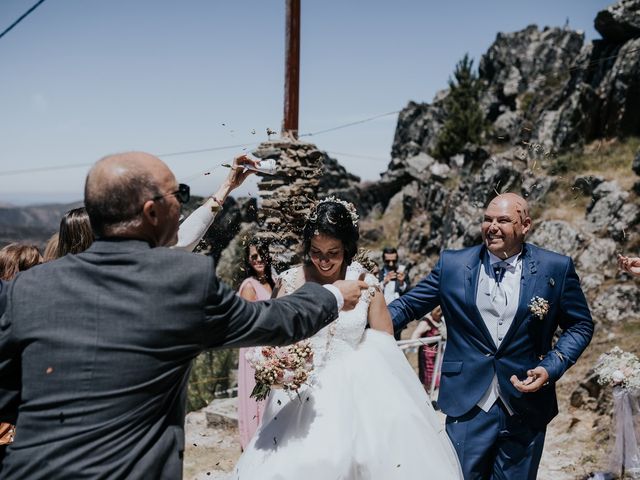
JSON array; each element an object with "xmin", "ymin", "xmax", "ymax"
[{"xmin": 389, "ymin": 193, "xmax": 593, "ymax": 479}]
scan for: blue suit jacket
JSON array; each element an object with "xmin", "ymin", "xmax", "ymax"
[{"xmin": 389, "ymin": 243, "xmax": 594, "ymax": 428}]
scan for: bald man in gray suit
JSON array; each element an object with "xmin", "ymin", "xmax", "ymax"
[{"xmin": 0, "ymin": 152, "xmax": 367, "ymax": 479}]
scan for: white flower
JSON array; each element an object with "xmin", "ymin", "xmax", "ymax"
[
  {"xmin": 593, "ymin": 347, "xmax": 640, "ymax": 391},
  {"xmin": 612, "ymin": 370, "xmax": 626, "ymax": 384},
  {"xmin": 528, "ymin": 296, "xmax": 550, "ymax": 320}
]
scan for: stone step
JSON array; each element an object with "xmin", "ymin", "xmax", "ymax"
[{"xmin": 203, "ymin": 397, "xmax": 238, "ymax": 429}]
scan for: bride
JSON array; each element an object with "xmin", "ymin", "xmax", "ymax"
[{"xmin": 233, "ymin": 198, "xmax": 462, "ymax": 479}]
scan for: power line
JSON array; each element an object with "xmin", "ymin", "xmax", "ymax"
[
  {"xmin": 0, "ymin": 0, "xmax": 48, "ymax": 41},
  {"xmin": 156, "ymin": 142, "xmax": 261, "ymax": 158},
  {"xmin": 0, "ymin": 110, "xmax": 400, "ymax": 177},
  {"xmin": 569, "ymin": 46, "xmax": 640, "ymax": 73},
  {"xmin": 0, "ymin": 142, "xmax": 260, "ymax": 177},
  {"xmin": 299, "ymin": 110, "xmax": 400, "ymax": 137},
  {"xmin": 0, "ymin": 161, "xmax": 93, "ymax": 176},
  {"xmin": 326, "ymin": 151, "xmax": 388, "ymax": 161}
]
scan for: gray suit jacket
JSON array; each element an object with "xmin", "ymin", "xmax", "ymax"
[{"xmin": 0, "ymin": 239, "xmax": 338, "ymax": 479}]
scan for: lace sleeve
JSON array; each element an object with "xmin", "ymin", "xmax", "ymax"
[{"xmin": 277, "ymin": 267, "xmax": 302, "ymax": 296}]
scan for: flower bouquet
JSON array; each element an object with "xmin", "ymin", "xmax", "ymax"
[
  {"xmin": 246, "ymin": 341, "xmax": 314, "ymax": 401},
  {"xmin": 594, "ymin": 346, "xmax": 640, "ymax": 391}
]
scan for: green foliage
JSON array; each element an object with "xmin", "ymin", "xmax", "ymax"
[
  {"xmin": 187, "ymin": 348, "xmax": 237, "ymax": 412},
  {"xmin": 433, "ymin": 54, "xmax": 485, "ymax": 160}
]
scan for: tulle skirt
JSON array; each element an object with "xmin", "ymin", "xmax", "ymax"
[{"xmin": 232, "ymin": 330, "xmax": 462, "ymax": 479}]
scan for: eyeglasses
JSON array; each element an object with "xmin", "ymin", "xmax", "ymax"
[{"xmin": 152, "ymin": 183, "xmax": 190, "ymax": 204}]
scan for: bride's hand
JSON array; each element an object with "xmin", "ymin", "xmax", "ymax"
[
  {"xmin": 333, "ymin": 274, "xmax": 369, "ymax": 311},
  {"xmin": 367, "ymin": 287, "xmax": 394, "ymax": 335}
]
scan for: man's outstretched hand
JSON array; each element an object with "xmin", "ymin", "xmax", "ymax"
[{"xmin": 510, "ymin": 366, "xmax": 549, "ymax": 393}]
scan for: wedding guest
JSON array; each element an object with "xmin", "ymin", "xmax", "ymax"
[
  {"xmin": 379, "ymin": 246, "xmax": 411, "ymax": 339},
  {"xmin": 57, "ymin": 207, "xmax": 94, "ymax": 257},
  {"xmin": 0, "ymin": 152, "xmax": 367, "ymax": 478},
  {"xmin": 237, "ymin": 237, "xmax": 275, "ymax": 449},
  {"xmin": 0, "ymin": 243, "xmax": 41, "ymax": 457},
  {"xmin": 618, "ymin": 254, "xmax": 640, "ymax": 277},
  {"xmin": 412, "ymin": 306, "xmax": 445, "ymax": 392},
  {"xmin": 42, "ymin": 233, "xmax": 59, "ymax": 262},
  {"xmin": 0, "ymin": 243, "xmax": 42, "ymax": 281},
  {"xmin": 379, "ymin": 246, "xmax": 411, "ymax": 302}
]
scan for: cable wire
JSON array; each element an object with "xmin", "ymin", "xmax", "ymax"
[
  {"xmin": 299, "ymin": 110, "xmax": 400, "ymax": 137},
  {"xmin": 0, "ymin": 0, "xmax": 48, "ymax": 41}
]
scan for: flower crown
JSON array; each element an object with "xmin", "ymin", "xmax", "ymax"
[{"xmin": 308, "ymin": 196, "xmax": 359, "ymax": 228}]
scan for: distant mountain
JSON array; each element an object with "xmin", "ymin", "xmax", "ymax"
[{"xmin": 0, "ymin": 202, "xmax": 82, "ymax": 248}]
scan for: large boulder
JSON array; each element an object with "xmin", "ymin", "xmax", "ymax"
[
  {"xmin": 593, "ymin": 38, "xmax": 640, "ymax": 139},
  {"xmin": 390, "ymin": 95, "xmax": 447, "ymax": 163},
  {"xmin": 576, "ymin": 237, "xmax": 618, "ymax": 278},
  {"xmin": 591, "ymin": 284, "xmax": 640, "ymax": 323},
  {"xmin": 479, "ymin": 26, "xmax": 583, "ymax": 99},
  {"xmin": 586, "ymin": 181, "xmax": 640, "ymax": 241},
  {"xmin": 478, "ymin": 25, "xmax": 584, "ymax": 129},
  {"xmin": 528, "ymin": 220, "xmax": 585, "ymax": 258},
  {"xmin": 466, "ymin": 156, "xmax": 523, "ymax": 207},
  {"xmin": 595, "ymin": 0, "xmax": 640, "ymax": 43}
]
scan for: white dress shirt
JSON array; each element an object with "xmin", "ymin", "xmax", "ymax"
[{"xmin": 476, "ymin": 250, "xmax": 523, "ymax": 414}]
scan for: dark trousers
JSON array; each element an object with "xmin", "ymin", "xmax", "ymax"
[{"xmin": 445, "ymin": 401, "xmax": 546, "ymax": 480}]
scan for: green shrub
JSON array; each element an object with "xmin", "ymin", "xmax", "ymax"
[{"xmin": 433, "ymin": 54, "xmax": 485, "ymax": 160}]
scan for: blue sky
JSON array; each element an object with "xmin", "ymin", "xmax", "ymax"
[{"xmin": 0, "ymin": 0, "xmax": 611, "ymax": 205}]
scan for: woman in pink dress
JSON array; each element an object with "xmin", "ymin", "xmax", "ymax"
[{"xmin": 237, "ymin": 238, "xmax": 275, "ymax": 449}]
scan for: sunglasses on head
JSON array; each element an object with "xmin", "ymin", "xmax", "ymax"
[{"xmin": 153, "ymin": 183, "xmax": 190, "ymax": 204}]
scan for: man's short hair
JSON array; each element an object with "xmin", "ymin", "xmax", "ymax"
[
  {"xmin": 85, "ymin": 169, "xmax": 161, "ymax": 238},
  {"xmin": 382, "ymin": 246, "xmax": 398, "ymax": 256}
]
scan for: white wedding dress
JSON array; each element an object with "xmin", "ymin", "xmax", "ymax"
[{"xmin": 233, "ymin": 263, "xmax": 462, "ymax": 479}]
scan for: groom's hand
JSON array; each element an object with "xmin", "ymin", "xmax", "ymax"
[
  {"xmin": 333, "ymin": 275, "xmax": 369, "ymax": 311},
  {"xmin": 510, "ymin": 366, "xmax": 549, "ymax": 393}
]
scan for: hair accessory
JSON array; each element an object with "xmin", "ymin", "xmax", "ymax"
[{"xmin": 308, "ymin": 196, "xmax": 359, "ymax": 228}]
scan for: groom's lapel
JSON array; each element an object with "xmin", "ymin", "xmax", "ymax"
[
  {"xmin": 465, "ymin": 248, "xmax": 496, "ymax": 349},
  {"xmin": 498, "ymin": 243, "xmax": 540, "ymax": 352}
]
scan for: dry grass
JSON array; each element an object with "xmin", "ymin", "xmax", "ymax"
[
  {"xmin": 550, "ymin": 137, "xmax": 639, "ymax": 191},
  {"xmin": 531, "ymin": 136, "xmax": 639, "ymax": 227}
]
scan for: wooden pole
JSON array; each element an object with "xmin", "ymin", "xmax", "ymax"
[{"xmin": 282, "ymin": 0, "xmax": 300, "ymax": 138}]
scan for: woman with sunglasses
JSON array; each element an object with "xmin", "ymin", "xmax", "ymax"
[{"xmin": 237, "ymin": 237, "xmax": 276, "ymax": 449}]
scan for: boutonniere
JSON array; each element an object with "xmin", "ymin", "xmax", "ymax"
[{"xmin": 529, "ymin": 296, "xmax": 550, "ymax": 320}]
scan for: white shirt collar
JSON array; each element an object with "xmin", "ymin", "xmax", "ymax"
[{"xmin": 488, "ymin": 250, "xmax": 522, "ymax": 268}]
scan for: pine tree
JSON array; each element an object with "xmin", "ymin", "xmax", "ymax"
[{"xmin": 433, "ymin": 54, "xmax": 484, "ymax": 161}]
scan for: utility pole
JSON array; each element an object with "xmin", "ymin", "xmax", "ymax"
[{"xmin": 282, "ymin": 0, "xmax": 300, "ymax": 139}]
